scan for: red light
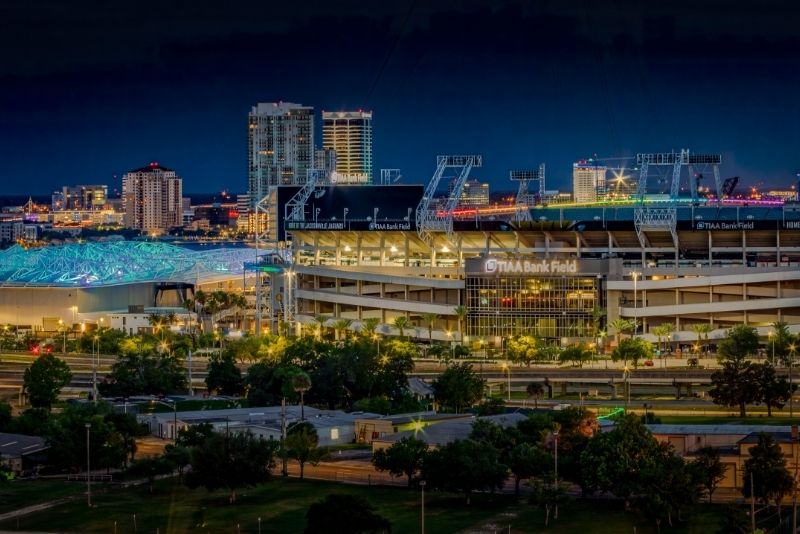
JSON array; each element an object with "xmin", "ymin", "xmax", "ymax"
[{"xmin": 31, "ymin": 345, "xmax": 40, "ymax": 355}]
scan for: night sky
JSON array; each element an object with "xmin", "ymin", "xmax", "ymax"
[{"xmin": 1, "ymin": 0, "xmax": 799, "ymax": 196}]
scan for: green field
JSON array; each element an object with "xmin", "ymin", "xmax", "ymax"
[
  {"xmin": 0, "ymin": 478, "xmax": 725, "ymax": 533},
  {"xmin": 0, "ymin": 480, "xmax": 89, "ymax": 515}
]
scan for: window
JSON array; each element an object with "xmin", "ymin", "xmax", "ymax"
[{"xmin": 331, "ymin": 428, "xmax": 339, "ymax": 440}]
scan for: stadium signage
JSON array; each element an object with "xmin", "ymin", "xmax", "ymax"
[
  {"xmin": 485, "ymin": 259, "xmax": 577, "ymax": 274},
  {"xmin": 694, "ymin": 220, "xmax": 754, "ymax": 231},
  {"xmin": 286, "ymin": 221, "xmax": 345, "ymax": 230}
]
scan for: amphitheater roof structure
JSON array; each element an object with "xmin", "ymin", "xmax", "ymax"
[{"xmin": 0, "ymin": 241, "xmax": 258, "ymax": 287}]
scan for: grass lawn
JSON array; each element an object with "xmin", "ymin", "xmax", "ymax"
[
  {"xmin": 0, "ymin": 477, "xmax": 515, "ymax": 533},
  {"xmin": 0, "ymin": 480, "xmax": 89, "ymax": 515},
  {"xmin": 659, "ymin": 415, "xmax": 800, "ymax": 426},
  {"xmin": 510, "ymin": 500, "xmax": 722, "ymax": 533}
]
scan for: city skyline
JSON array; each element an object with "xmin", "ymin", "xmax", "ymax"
[{"xmin": 1, "ymin": 0, "xmax": 800, "ymax": 195}]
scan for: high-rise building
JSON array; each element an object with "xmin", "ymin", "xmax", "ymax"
[
  {"xmin": 248, "ymin": 102, "xmax": 315, "ymax": 204},
  {"xmin": 572, "ymin": 161, "xmax": 607, "ymax": 203},
  {"xmin": 58, "ymin": 185, "xmax": 108, "ymax": 210},
  {"xmin": 450, "ymin": 179, "xmax": 490, "ymax": 207},
  {"xmin": 122, "ymin": 162, "xmax": 182, "ymax": 233},
  {"xmin": 322, "ymin": 110, "xmax": 372, "ymax": 183}
]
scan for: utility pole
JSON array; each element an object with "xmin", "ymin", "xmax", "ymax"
[
  {"xmin": 281, "ymin": 397, "xmax": 288, "ymax": 476},
  {"xmin": 85, "ymin": 423, "xmax": 91, "ymax": 507}
]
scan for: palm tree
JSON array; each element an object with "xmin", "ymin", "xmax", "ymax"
[
  {"xmin": 652, "ymin": 323, "xmax": 674, "ymax": 354},
  {"xmin": 360, "ymin": 317, "xmax": 380, "ymax": 337},
  {"xmin": 608, "ymin": 318, "xmax": 635, "ymax": 348},
  {"xmin": 421, "ymin": 312, "xmax": 440, "ymax": 344},
  {"xmin": 690, "ymin": 323, "xmax": 713, "ymax": 355},
  {"xmin": 526, "ymin": 382, "xmax": 545, "ymax": 409},
  {"xmin": 332, "ymin": 318, "xmax": 353, "ymax": 341},
  {"xmin": 313, "ymin": 315, "xmax": 329, "ymax": 340},
  {"xmin": 453, "ymin": 305, "xmax": 468, "ymax": 343},
  {"xmin": 291, "ymin": 372, "xmax": 312, "ymax": 421},
  {"xmin": 392, "ymin": 316, "xmax": 411, "ymax": 339}
]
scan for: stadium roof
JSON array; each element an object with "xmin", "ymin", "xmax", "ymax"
[{"xmin": 0, "ymin": 241, "xmax": 260, "ymax": 287}]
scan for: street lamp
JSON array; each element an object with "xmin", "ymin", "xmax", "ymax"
[
  {"xmin": 790, "ymin": 344, "xmax": 797, "ymax": 418},
  {"xmin": 768, "ymin": 331, "xmax": 776, "ymax": 365},
  {"xmin": 446, "ymin": 331, "xmax": 454, "ymax": 360},
  {"xmin": 58, "ymin": 319, "xmax": 66, "ymax": 353},
  {"xmin": 419, "ymin": 480, "xmax": 426, "ymax": 534},
  {"xmin": 85, "ymin": 423, "xmax": 91, "ymax": 507},
  {"xmin": 92, "ymin": 335, "xmax": 99, "ymax": 404},
  {"xmin": 553, "ymin": 426, "xmax": 560, "ymax": 520},
  {"xmin": 501, "ymin": 361, "xmax": 511, "ymax": 401},
  {"xmin": 623, "ymin": 365, "xmax": 631, "ymax": 409},
  {"xmin": 373, "ymin": 334, "xmax": 380, "ymax": 356},
  {"xmin": 631, "ymin": 271, "xmax": 641, "ymax": 335}
]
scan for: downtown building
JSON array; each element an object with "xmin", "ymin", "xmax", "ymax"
[
  {"xmin": 122, "ymin": 162, "xmax": 182, "ymax": 233},
  {"xmin": 572, "ymin": 161, "xmax": 607, "ymax": 203},
  {"xmin": 322, "ymin": 110, "xmax": 372, "ymax": 183}
]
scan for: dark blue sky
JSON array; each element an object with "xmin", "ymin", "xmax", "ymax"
[{"xmin": 1, "ymin": 0, "xmax": 799, "ymax": 196}]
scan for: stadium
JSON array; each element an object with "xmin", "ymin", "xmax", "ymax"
[
  {"xmin": 281, "ymin": 153, "xmax": 800, "ymax": 349},
  {"xmin": 2, "ymin": 151, "xmax": 799, "ymax": 349}
]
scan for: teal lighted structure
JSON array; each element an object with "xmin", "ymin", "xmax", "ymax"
[{"xmin": 0, "ymin": 241, "xmax": 259, "ymax": 287}]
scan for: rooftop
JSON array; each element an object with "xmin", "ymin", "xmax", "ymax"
[
  {"xmin": 0, "ymin": 433, "xmax": 48, "ymax": 458},
  {"xmin": 0, "ymin": 241, "xmax": 259, "ymax": 287}
]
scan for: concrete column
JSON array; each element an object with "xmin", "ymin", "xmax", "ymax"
[
  {"xmin": 379, "ymin": 234, "xmax": 385, "ymax": 267},
  {"xmin": 335, "ymin": 235, "xmax": 341, "ymax": 265},
  {"xmin": 708, "ymin": 231, "xmax": 713, "ymax": 265}
]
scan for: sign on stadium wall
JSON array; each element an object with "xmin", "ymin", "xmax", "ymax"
[{"xmin": 465, "ymin": 257, "xmax": 610, "ymax": 276}]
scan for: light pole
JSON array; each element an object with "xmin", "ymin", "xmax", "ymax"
[
  {"xmin": 92, "ymin": 335, "xmax": 99, "ymax": 404},
  {"xmin": 631, "ymin": 271, "xmax": 640, "ymax": 335},
  {"xmin": 58, "ymin": 319, "xmax": 66, "ymax": 353},
  {"xmin": 623, "ymin": 365, "xmax": 631, "ymax": 409},
  {"xmin": 446, "ymin": 331, "xmax": 454, "ymax": 360},
  {"xmin": 420, "ymin": 480, "xmax": 426, "ymax": 534},
  {"xmin": 769, "ymin": 331, "xmax": 776, "ymax": 365},
  {"xmin": 373, "ymin": 334, "xmax": 380, "ymax": 357},
  {"xmin": 502, "ymin": 361, "xmax": 511, "ymax": 401},
  {"xmin": 553, "ymin": 426, "xmax": 559, "ymax": 520},
  {"xmin": 85, "ymin": 423, "xmax": 91, "ymax": 507},
  {"xmin": 790, "ymin": 344, "xmax": 797, "ymax": 418}
]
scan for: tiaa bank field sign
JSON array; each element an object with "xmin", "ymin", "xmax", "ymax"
[{"xmin": 485, "ymin": 258, "xmax": 578, "ymax": 274}]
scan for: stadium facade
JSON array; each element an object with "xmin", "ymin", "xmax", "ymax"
[{"xmin": 285, "ymin": 185, "xmax": 800, "ymax": 347}]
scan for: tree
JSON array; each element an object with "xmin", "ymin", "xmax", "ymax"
[
  {"xmin": 690, "ymin": 323, "xmax": 713, "ymax": 355},
  {"xmin": 715, "ymin": 504, "xmax": 752, "ymax": 534},
  {"xmin": 638, "ymin": 444, "xmax": 703, "ymax": 531},
  {"xmin": 304, "ymin": 494, "xmax": 391, "ymax": 534},
  {"xmin": 391, "ymin": 316, "xmax": 410, "ymax": 339},
  {"xmin": 709, "ymin": 361, "xmax": 760, "ymax": 417},
  {"xmin": 313, "ymin": 315, "xmax": 330, "ymax": 340},
  {"xmin": 332, "ymin": 318, "xmax": 353, "ymax": 341},
  {"xmin": 691, "ymin": 446, "xmax": 727, "ymax": 503},
  {"xmin": 559, "ymin": 345, "xmax": 592, "ymax": 367},
  {"xmin": 185, "ymin": 430, "xmax": 276, "ymax": 504},
  {"xmin": 742, "ymin": 433, "xmax": 793, "ymax": 509},
  {"xmin": 611, "ymin": 337, "xmax": 653, "ymax": 368},
  {"xmin": 432, "ymin": 363, "xmax": 485, "ymax": 413},
  {"xmin": 424, "ymin": 439, "xmax": 507, "ymax": 504},
  {"xmin": 0, "ymin": 401, "xmax": 11, "ymax": 430},
  {"xmin": 100, "ymin": 351, "xmax": 187, "ymax": 397},
  {"xmin": 526, "ymin": 382, "xmax": 545, "ymax": 409},
  {"xmin": 652, "ymin": 323, "xmax": 675, "ymax": 354},
  {"xmin": 608, "ymin": 318, "xmax": 635, "ymax": 347},
  {"xmin": 506, "ymin": 335, "xmax": 539, "ymax": 366},
  {"xmin": 507, "ymin": 442, "xmax": 550, "ymax": 495},
  {"xmin": 360, "ymin": 318, "xmax": 381, "ymax": 337},
  {"xmin": 768, "ymin": 321, "xmax": 794, "ymax": 365},
  {"xmin": 529, "ymin": 480, "xmax": 569, "ymax": 527},
  {"xmin": 205, "ymin": 352, "xmax": 244, "ymax": 396},
  {"xmin": 580, "ymin": 414, "xmax": 661, "ymax": 508},
  {"xmin": 285, "ymin": 421, "xmax": 327, "ymax": 480},
  {"xmin": 23, "ymin": 354, "xmax": 72, "ymax": 409},
  {"xmin": 755, "ymin": 363, "xmax": 792, "ymax": 416},
  {"xmin": 371, "ymin": 436, "xmax": 428, "ymax": 486},
  {"xmin": 420, "ymin": 312, "xmax": 439, "ymax": 345},
  {"xmin": 718, "ymin": 325, "xmax": 759, "ymax": 365},
  {"xmin": 128, "ymin": 455, "xmax": 175, "ymax": 492},
  {"xmin": 291, "ymin": 371, "xmax": 312, "ymax": 420}
]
